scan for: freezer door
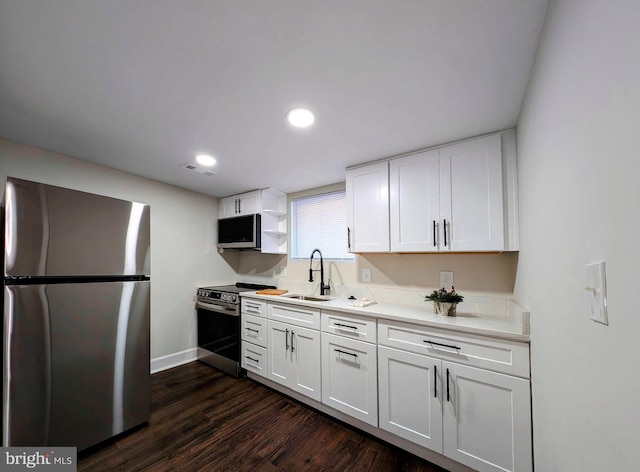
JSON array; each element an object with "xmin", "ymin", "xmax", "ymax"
[
  {"xmin": 4, "ymin": 177, "xmax": 150, "ymax": 277},
  {"xmin": 3, "ymin": 281, "xmax": 150, "ymax": 450}
]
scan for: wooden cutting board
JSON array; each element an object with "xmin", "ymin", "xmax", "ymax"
[{"xmin": 255, "ymin": 289, "xmax": 288, "ymax": 296}]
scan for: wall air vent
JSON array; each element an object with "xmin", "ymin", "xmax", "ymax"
[{"xmin": 180, "ymin": 163, "xmax": 217, "ymax": 177}]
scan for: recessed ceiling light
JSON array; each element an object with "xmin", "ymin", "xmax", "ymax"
[
  {"xmin": 195, "ymin": 154, "xmax": 216, "ymax": 167},
  {"xmin": 286, "ymin": 107, "xmax": 315, "ymax": 128}
]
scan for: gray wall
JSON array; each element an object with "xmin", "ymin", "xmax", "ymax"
[
  {"xmin": 516, "ymin": 1, "xmax": 640, "ymax": 469},
  {"xmin": 0, "ymin": 138, "xmax": 237, "ymax": 360}
]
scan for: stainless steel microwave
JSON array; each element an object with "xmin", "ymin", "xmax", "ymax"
[{"xmin": 217, "ymin": 214, "xmax": 261, "ymax": 249}]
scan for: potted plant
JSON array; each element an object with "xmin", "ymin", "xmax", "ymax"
[{"xmin": 425, "ymin": 286, "xmax": 464, "ymax": 316}]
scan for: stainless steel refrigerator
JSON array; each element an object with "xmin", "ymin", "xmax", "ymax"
[{"xmin": 2, "ymin": 177, "xmax": 151, "ymax": 451}]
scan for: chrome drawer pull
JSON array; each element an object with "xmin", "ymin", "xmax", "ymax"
[
  {"xmin": 423, "ymin": 339, "xmax": 461, "ymax": 351},
  {"xmin": 334, "ymin": 322, "xmax": 358, "ymax": 331},
  {"xmin": 334, "ymin": 348, "xmax": 358, "ymax": 358},
  {"xmin": 246, "ymin": 327, "xmax": 259, "ymax": 333},
  {"xmin": 245, "ymin": 356, "xmax": 259, "ymax": 363}
]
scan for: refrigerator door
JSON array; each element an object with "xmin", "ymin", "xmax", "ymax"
[
  {"xmin": 4, "ymin": 177, "xmax": 150, "ymax": 277},
  {"xmin": 3, "ymin": 281, "xmax": 150, "ymax": 450}
]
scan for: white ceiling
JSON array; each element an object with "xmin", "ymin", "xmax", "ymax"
[{"xmin": 0, "ymin": 1, "xmax": 548, "ymax": 198}]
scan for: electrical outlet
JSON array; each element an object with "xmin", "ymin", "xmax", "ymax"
[
  {"xmin": 279, "ymin": 266, "xmax": 287, "ymax": 277},
  {"xmin": 440, "ymin": 271, "xmax": 454, "ymax": 289},
  {"xmin": 362, "ymin": 268, "xmax": 372, "ymax": 283}
]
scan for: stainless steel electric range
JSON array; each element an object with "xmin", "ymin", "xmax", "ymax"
[{"xmin": 196, "ymin": 282, "xmax": 275, "ymax": 377}]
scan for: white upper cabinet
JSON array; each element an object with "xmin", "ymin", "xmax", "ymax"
[
  {"xmin": 356, "ymin": 131, "xmax": 518, "ymax": 253},
  {"xmin": 439, "ymin": 134, "xmax": 504, "ymax": 252},
  {"xmin": 346, "ymin": 161, "xmax": 390, "ymax": 253},
  {"xmin": 389, "ymin": 150, "xmax": 440, "ymax": 252},
  {"xmin": 219, "ymin": 190, "xmax": 261, "ymax": 218},
  {"xmin": 219, "ymin": 188, "xmax": 287, "ymax": 254}
]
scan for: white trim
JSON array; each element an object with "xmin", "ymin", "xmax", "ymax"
[{"xmin": 150, "ymin": 348, "xmax": 198, "ymax": 374}]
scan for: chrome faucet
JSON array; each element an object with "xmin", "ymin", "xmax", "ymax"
[{"xmin": 309, "ymin": 248, "xmax": 330, "ymax": 296}]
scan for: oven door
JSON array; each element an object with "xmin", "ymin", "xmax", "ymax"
[{"xmin": 196, "ymin": 300, "xmax": 241, "ymax": 377}]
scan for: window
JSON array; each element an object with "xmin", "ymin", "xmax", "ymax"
[{"xmin": 291, "ymin": 190, "xmax": 353, "ymax": 260}]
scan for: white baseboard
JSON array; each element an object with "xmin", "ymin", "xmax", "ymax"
[{"xmin": 150, "ymin": 348, "xmax": 198, "ymax": 374}]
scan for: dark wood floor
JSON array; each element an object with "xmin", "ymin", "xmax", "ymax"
[{"xmin": 78, "ymin": 361, "xmax": 448, "ymax": 472}]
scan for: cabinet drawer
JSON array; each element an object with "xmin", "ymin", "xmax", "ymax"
[
  {"xmin": 321, "ymin": 310, "xmax": 377, "ymax": 343},
  {"xmin": 241, "ymin": 313, "xmax": 267, "ymax": 348},
  {"xmin": 241, "ymin": 341, "xmax": 268, "ymax": 377},
  {"xmin": 378, "ymin": 320, "xmax": 529, "ymax": 378},
  {"xmin": 268, "ymin": 302, "xmax": 320, "ymax": 330},
  {"xmin": 241, "ymin": 298, "xmax": 268, "ymax": 317}
]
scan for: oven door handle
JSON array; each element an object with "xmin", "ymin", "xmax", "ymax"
[{"xmin": 197, "ymin": 301, "xmax": 239, "ymax": 316}]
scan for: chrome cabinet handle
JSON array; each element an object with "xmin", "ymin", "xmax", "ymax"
[
  {"xmin": 433, "ymin": 220, "xmax": 437, "ymax": 247},
  {"xmin": 334, "ymin": 322, "xmax": 358, "ymax": 331},
  {"xmin": 443, "ymin": 219, "xmax": 448, "ymax": 247},
  {"xmin": 434, "ymin": 365, "xmax": 438, "ymax": 398},
  {"xmin": 423, "ymin": 339, "xmax": 461, "ymax": 351},
  {"xmin": 334, "ymin": 348, "xmax": 358, "ymax": 358}
]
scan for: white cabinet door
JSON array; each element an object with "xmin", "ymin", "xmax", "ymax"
[
  {"xmin": 443, "ymin": 362, "xmax": 532, "ymax": 472},
  {"xmin": 346, "ymin": 162, "xmax": 390, "ymax": 253},
  {"xmin": 321, "ymin": 333, "xmax": 378, "ymax": 426},
  {"xmin": 267, "ymin": 320, "xmax": 292, "ymax": 387},
  {"xmin": 267, "ymin": 320, "xmax": 321, "ymax": 401},
  {"xmin": 389, "ymin": 150, "xmax": 440, "ymax": 252},
  {"xmin": 237, "ymin": 190, "xmax": 261, "ymax": 215},
  {"xmin": 290, "ymin": 326, "xmax": 321, "ymax": 402},
  {"xmin": 219, "ymin": 190, "xmax": 261, "ymax": 218},
  {"xmin": 439, "ymin": 134, "xmax": 504, "ymax": 252},
  {"xmin": 378, "ymin": 346, "xmax": 443, "ymax": 452},
  {"xmin": 219, "ymin": 196, "xmax": 240, "ymax": 219}
]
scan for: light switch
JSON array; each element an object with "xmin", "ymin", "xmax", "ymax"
[{"xmin": 586, "ymin": 261, "xmax": 608, "ymax": 325}]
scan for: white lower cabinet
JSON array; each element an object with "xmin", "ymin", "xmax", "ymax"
[
  {"xmin": 243, "ymin": 299, "xmax": 532, "ymax": 472},
  {"xmin": 241, "ymin": 301, "xmax": 268, "ymax": 378},
  {"xmin": 442, "ymin": 361, "xmax": 532, "ymax": 472},
  {"xmin": 321, "ymin": 333, "xmax": 378, "ymax": 426},
  {"xmin": 267, "ymin": 319, "xmax": 321, "ymax": 401},
  {"xmin": 241, "ymin": 341, "xmax": 268, "ymax": 377},
  {"xmin": 378, "ymin": 320, "xmax": 532, "ymax": 472},
  {"xmin": 378, "ymin": 346, "xmax": 443, "ymax": 452}
]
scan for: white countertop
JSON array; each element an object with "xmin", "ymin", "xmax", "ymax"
[{"xmin": 242, "ymin": 292, "xmax": 530, "ymax": 343}]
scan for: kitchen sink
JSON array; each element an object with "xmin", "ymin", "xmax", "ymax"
[{"xmin": 283, "ymin": 294, "xmax": 331, "ymax": 302}]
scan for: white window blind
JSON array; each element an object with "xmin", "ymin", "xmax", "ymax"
[{"xmin": 291, "ymin": 190, "xmax": 353, "ymax": 260}]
